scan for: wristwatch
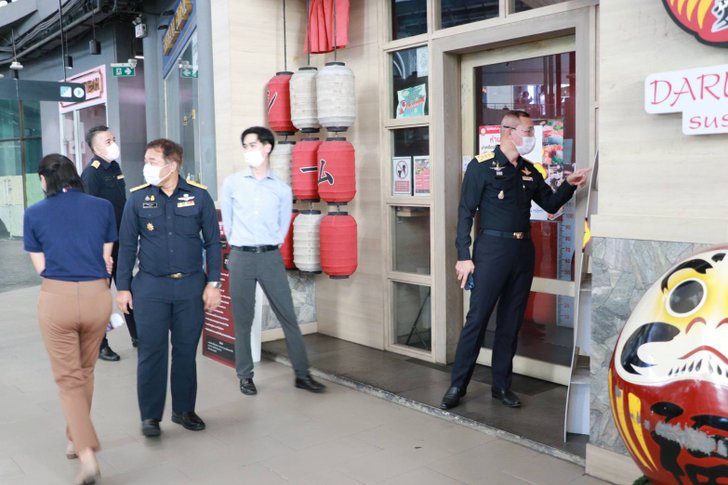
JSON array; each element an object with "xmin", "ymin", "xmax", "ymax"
[{"xmin": 207, "ymin": 281, "xmax": 222, "ymax": 289}]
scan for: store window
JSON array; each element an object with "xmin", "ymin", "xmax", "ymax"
[
  {"xmin": 440, "ymin": 0, "xmax": 498, "ymax": 29},
  {"xmin": 394, "ymin": 281, "xmax": 432, "ymax": 351},
  {"xmin": 0, "ymin": 99, "xmax": 42, "ymax": 238},
  {"xmin": 391, "ymin": 46, "xmax": 428, "ymax": 119},
  {"xmin": 392, "ymin": 206, "xmax": 430, "ymax": 274},
  {"xmin": 391, "ymin": 127, "xmax": 429, "ymax": 197},
  {"xmin": 164, "ymin": 31, "xmax": 200, "ymax": 182},
  {"xmin": 391, "ymin": 0, "xmax": 427, "ymax": 40},
  {"xmin": 511, "ymin": 0, "xmax": 570, "ymax": 13}
]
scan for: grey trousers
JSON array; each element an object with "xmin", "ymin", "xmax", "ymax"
[{"xmin": 228, "ymin": 248, "xmax": 310, "ymax": 379}]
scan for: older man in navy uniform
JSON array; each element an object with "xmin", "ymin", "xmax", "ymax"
[
  {"xmin": 80, "ymin": 125, "xmax": 138, "ymax": 361},
  {"xmin": 116, "ymin": 138, "xmax": 221, "ymax": 437},
  {"xmin": 441, "ymin": 110, "xmax": 590, "ymax": 410}
]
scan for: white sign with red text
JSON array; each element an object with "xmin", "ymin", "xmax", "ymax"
[{"xmin": 645, "ymin": 64, "xmax": 728, "ymax": 135}]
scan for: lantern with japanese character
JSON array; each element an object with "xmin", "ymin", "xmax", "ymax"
[
  {"xmin": 292, "ymin": 137, "xmax": 321, "ymax": 202},
  {"xmin": 317, "ymin": 137, "xmax": 356, "ymax": 204},
  {"xmin": 266, "ymin": 71, "xmax": 297, "ymax": 135}
]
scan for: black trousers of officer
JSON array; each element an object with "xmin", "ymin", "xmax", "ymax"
[
  {"xmin": 132, "ymin": 270, "xmax": 205, "ymax": 420},
  {"xmin": 101, "ymin": 241, "xmax": 138, "ymax": 349},
  {"xmin": 450, "ymin": 233, "xmax": 535, "ymax": 391}
]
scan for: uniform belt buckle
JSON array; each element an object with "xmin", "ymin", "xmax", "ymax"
[
  {"xmin": 513, "ymin": 232, "xmax": 524, "ymax": 240},
  {"xmin": 169, "ymin": 272, "xmax": 183, "ymax": 279}
]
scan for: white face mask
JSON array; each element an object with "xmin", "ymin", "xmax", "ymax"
[
  {"xmin": 143, "ymin": 163, "xmax": 171, "ymax": 186},
  {"xmin": 244, "ymin": 150, "xmax": 266, "ymax": 168},
  {"xmin": 515, "ymin": 135, "xmax": 536, "ymax": 156},
  {"xmin": 105, "ymin": 142, "xmax": 121, "ymax": 162}
]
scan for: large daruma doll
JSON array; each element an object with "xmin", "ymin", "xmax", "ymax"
[{"xmin": 609, "ymin": 246, "xmax": 728, "ymax": 484}]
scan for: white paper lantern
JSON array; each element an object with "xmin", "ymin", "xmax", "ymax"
[
  {"xmin": 270, "ymin": 141, "xmax": 294, "ymax": 186},
  {"xmin": 293, "ymin": 210, "xmax": 324, "ymax": 273},
  {"xmin": 316, "ymin": 61, "xmax": 356, "ymax": 132},
  {"xmin": 290, "ymin": 67, "xmax": 319, "ymax": 132}
]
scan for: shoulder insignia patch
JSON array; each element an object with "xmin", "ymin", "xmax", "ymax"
[
  {"xmin": 187, "ymin": 180, "xmax": 208, "ymax": 190},
  {"xmin": 475, "ymin": 152, "xmax": 495, "ymax": 163},
  {"xmin": 130, "ymin": 183, "xmax": 150, "ymax": 193},
  {"xmin": 91, "ymin": 160, "xmax": 100, "ymax": 169}
]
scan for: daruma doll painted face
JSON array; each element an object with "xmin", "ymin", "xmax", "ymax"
[{"xmin": 609, "ymin": 246, "xmax": 728, "ymax": 484}]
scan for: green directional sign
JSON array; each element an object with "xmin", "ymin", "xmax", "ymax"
[
  {"xmin": 111, "ymin": 65, "xmax": 136, "ymax": 77},
  {"xmin": 180, "ymin": 67, "xmax": 198, "ymax": 79}
]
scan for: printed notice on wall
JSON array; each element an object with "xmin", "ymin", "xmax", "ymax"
[
  {"xmin": 392, "ymin": 156, "xmax": 413, "ymax": 195},
  {"xmin": 396, "ymin": 84, "xmax": 427, "ymax": 118},
  {"xmin": 413, "ymin": 156, "xmax": 430, "ymax": 196}
]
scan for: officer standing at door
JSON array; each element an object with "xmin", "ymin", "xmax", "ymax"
[
  {"xmin": 440, "ymin": 110, "xmax": 590, "ymax": 410},
  {"xmin": 116, "ymin": 138, "xmax": 221, "ymax": 438},
  {"xmin": 81, "ymin": 125, "xmax": 138, "ymax": 361}
]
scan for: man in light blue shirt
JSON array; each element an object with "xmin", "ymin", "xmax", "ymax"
[{"xmin": 220, "ymin": 126, "xmax": 325, "ymax": 396}]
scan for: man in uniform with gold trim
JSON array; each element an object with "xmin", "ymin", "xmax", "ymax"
[
  {"xmin": 116, "ymin": 139, "xmax": 221, "ymax": 437},
  {"xmin": 441, "ymin": 110, "xmax": 590, "ymax": 410}
]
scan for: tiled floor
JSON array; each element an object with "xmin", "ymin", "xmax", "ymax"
[
  {"xmin": 0, "ymin": 286, "xmax": 610, "ymax": 484},
  {"xmin": 263, "ymin": 334, "xmax": 589, "ymax": 458}
]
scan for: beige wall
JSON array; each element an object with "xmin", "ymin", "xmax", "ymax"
[
  {"xmin": 593, "ymin": 0, "xmax": 728, "ymax": 244},
  {"xmin": 211, "ymin": 1, "xmax": 385, "ymax": 348}
]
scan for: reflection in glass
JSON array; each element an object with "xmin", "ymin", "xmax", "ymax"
[
  {"xmin": 394, "ymin": 281, "xmax": 432, "ymax": 351},
  {"xmin": 77, "ymin": 104, "xmax": 107, "ymax": 168},
  {"xmin": 393, "ymin": 206, "xmax": 430, "ymax": 274},
  {"xmin": 391, "ymin": 47, "xmax": 428, "ymax": 118},
  {"xmin": 391, "ymin": 0, "xmax": 427, "ymax": 40},
  {"xmin": 0, "ymin": 100, "xmax": 20, "ymax": 139},
  {"xmin": 512, "ymin": 0, "xmax": 569, "ymax": 13},
  {"xmin": 441, "ymin": 0, "xmax": 498, "ymax": 29}
]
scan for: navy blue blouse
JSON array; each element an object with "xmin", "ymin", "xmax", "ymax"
[{"xmin": 23, "ymin": 189, "xmax": 117, "ymax": 282}]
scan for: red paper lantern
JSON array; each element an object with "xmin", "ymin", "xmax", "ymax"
[
  {"xmin": 317, "ymin": 137, "xmax": 356, "ymax": 204},
  {"xmin": 280, "ymin": 210, "xmax": 298, "ymax": 270},
  {"xmin": 292, "ymin": 138, "xmax": 321, "ymax": 202},
  {"xmin": 319, "ymin": 213, "xmax": 357, "ymax": 278},
  {"xmin": 266, "ymin": 71, "xmax": 298, "ymax": 135}
]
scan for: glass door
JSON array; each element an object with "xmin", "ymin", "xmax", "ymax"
[{"xmin": 460, "ymin": 36, "xmax": 579, "ymax": 385}]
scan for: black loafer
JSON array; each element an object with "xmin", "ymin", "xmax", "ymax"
[
  {"xmin": 295, "ymin": 375, "xmax": 326, "ymax": 393},
  {"xmin": 141, "ymin": 419, "xmax": 161, "ymax": 437},
  {"xmin": 98, "ymin": 345, "xmax": 120, "ymax": 362},
  {"xmin": 440, "ymin": 386, "xmax": 466, "ymax": 409},
  {"xmin": 171, "ymin": 411, "xmax": 206, "ymax": 431},
  {"xmin": 239, "ymin": 378, "xmax": 257, "ymax": 396},
  {"xmin": 491, "ymin": 387, "xmax": 521, "ymax": 408}
]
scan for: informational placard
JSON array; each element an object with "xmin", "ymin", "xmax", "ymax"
[
  {"xmin": 396, "ymin": 84, "xmax": 426, "ymax": 118},
  {"xmin": 202, "ymin": 210, "xmax": 235, "ymax": 367},
  {"xmin": 478, "ymin": 125, "xmax": 501, "ymax": 153},
  {"xmin": 413, "ymin": 155, "xmax": 430, "ymax": 196},
  {"xmin": 392, "ymin": 156, "xmax": 413, "ymax": 195}
]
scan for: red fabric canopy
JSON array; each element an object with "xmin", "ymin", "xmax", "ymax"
[{"xmin": 305, "ymin": 0, "xmax": 349, "ymax": 54}]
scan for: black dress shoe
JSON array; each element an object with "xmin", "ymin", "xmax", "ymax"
[
  {"xmin": 171, "ymin": 411, "xmax": 206, "ymax": 431},
  {"xmin": 491, "ymin": 387, "xmax": 521, "ymax": 408},
  {"xmin": 440, "ymin": 386, "xmax": 466, "ymax": 409},
  {"xmin": 141, "ymin": 419, "xmax": 161, "ymax": 437},
  {"xmin": 295, "ymin": 375, "xmax": 326, "ymax": 393},
  {"xmin": 98, "ymin": 345, "xmax": 120, "ymax": 362},
  {"xmin": 239, "ymin": 378, "xmax": 257, "ymax": 396}
]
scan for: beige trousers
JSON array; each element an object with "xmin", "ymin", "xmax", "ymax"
[{"xmin": 38, "ymin": 278, "xmax": 111, "ymax": 452}]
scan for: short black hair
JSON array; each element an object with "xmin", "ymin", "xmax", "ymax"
[
  {"xmin": 38, "ymin": 154, "xmax": 84, "ymax": 197},
  {"xmin": 241, "ymin": 126, "xmax": 275, "ymax": 150},
  {"xmin": 146, "ymin": 138, "xmax": 184, "ymax": 167},
  {"xmin": 85, "ymin": 125, "xmax": 110, "ymax": 152}
]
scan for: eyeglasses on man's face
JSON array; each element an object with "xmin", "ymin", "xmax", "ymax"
[{"xmin": 502, "ymin": 125, "xmax": 535, "ymax": 136}]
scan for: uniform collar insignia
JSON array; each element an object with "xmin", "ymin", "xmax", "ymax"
[{"xmin": 521, "ymin": 167, "xmax": 532, "ymax": 176}]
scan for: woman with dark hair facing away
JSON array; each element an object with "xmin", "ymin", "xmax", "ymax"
[{"xmin": 23, "ymin": 154, "xmax": 117, "ymax": 485}]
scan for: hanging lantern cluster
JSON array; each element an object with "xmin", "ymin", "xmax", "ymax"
[{"xmin": 266, "ymin": 0, "xmax": 358, "ymax": 279}]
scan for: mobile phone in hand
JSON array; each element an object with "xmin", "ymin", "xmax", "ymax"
[{"xmin": 465, "ymin": 273, "xmax": 475, "ymax": 290}]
